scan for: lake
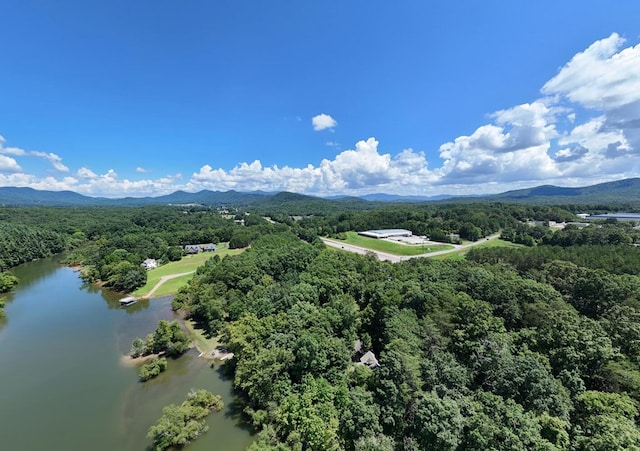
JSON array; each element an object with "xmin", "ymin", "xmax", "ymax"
[{"xmin": 0, "ymin": 256, "xmax": 254, "ymax": 451}]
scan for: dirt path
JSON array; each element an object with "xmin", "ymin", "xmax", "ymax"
[{"xmin": 142, "ymin": 271, "xmax": 194, "ymax": 299}]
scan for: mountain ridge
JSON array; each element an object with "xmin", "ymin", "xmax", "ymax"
[{"xmin": 1, "ymin": 178, "xmax": 640, "ymax": 208}]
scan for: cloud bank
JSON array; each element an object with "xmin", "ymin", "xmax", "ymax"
[{"xmin": 1, "ymin": 33, "xmax": 639, "ymax": 198}]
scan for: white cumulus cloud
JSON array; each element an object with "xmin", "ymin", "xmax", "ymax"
[
  {"xmin": 312, "ymin": 113, "xmax": 337, "ymax": 131},
  {"xmin": 0, "ymin": 136, "xmax": 69, "ymax": 172},
  {"xmin": 0, "ymin": 155, "xmax": 23, "ymax": 173},
  {"xmin": 185, "ymin": 137, "xmax": 438, "ymax": 196},
  {"xmin": 2, "ymin": 33, "xmax": 640, "ymax": 197},
  {"xmin": 31, "ymin": 151, "xmax": 69, "ymax": 172},
  {"xmin": 542, "ymin": 33, "xmax": 640, "ymax": 110},
  {"xmin": 76, "ymin": 167, "xmax": 98, "ymax": 179}
]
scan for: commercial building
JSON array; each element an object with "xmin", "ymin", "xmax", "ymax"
[
  {"xmin": 586, "ymin": 213, "xmax": 640, "ymax": 221},
  {"xmin": 358, "ymin": 229, "xmax": 413, "ymax": 239}
]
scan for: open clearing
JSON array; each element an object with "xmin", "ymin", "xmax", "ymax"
[
  {"xmin": 323, "ymin": 233, "xmax": 505, "ymax": 262},
  {"xmin": 339, "ymin": 231, "xmax": 454, "ymax": 256},
  {"xmin": 184, "ymin": 319, "xmax": 219, "ymax": 356},
  {"xmin": 431, "ymin": 238, "xmax": 522, "ymax": 260},
  {"xmin": 134, "ymin": 245, "xmax": 245, "ymax": 297}
]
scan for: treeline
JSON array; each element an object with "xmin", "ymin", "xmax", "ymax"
[
  {"xmin": 0, "ymin": 222, "xmax": 66, "ymax": 270},
  {"xmin": 173, "ymin": 232, "xmax": 640, "ymax": 450},
  {"xmin": 285, "ymin": 203, "xmax": 577, "ymax": 243},
  {"xmin": 468, "ymin": 244, "xmax": 640, "ymax": 275},
  {"xmin": 501, "ymin": 221, "xmax": 640, "ymax": 247}
]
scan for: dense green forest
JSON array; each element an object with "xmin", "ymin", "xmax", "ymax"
[
  {"xmin": 172, "ymin": 231, "xmax": 640, "ymax": 450},
  {"xmin": 0, "ymin": 222, "xmax": 66, "ymax": 270},
  {"xmin": 5, "ymin": 201, "xmax": 640, "ymax": 449}
]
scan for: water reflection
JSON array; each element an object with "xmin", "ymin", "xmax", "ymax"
[
  {"xmin": 121, "ymin": 298, "xmax": 151, "ymax": 314},
  {"xmin": 8, "ymin": 254, "xmax": 65, "ymax": 287},
  {"xmin": 0, "ymin": 257, "xmax": 254, "ymax": 451}
]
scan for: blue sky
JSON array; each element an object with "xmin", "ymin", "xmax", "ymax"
[{"xmin": 1, "ymin": 1, "xmax": 640, "ymax": 197}]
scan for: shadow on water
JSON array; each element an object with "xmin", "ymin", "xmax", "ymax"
[
  {"xmin": 1, "ymin": 291, "xmax": 15, "ymax": 306},
  {"xmin": 213, "ymin": 365, "xmax": 255, "ymax": 433},
  {"xmin": 8, "ymin": 254, "xmax": 65, "ymax": 288},
  {"xmin": 2, "ymin": 258, "xmax": 254, "ymax": 450},
  {"xmin": 79, "ymin": 281, "xmax": 153, "ymax": 313}
]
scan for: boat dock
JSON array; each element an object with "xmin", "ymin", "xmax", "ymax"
[{"xmin": 119, "ymin": 296, "xmax": 137, "ymax": 306}]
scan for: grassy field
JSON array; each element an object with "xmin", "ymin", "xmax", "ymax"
[
  {"xmin": 184, "ymin": 319, "xmax": 218, "ymax": 356},
  {"xmin": 339, "ymin": 231, "xmax": 454, "ymax": 256},
  {"xmin": 134, "ymin": 245, "xmax": 245, "ymax": 297},
  {"xmin": 431, "ymin": 238, "xmax": 522, "ymax": 260}
]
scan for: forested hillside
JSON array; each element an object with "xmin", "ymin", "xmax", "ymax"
[
  {"xmin": 0, "ymin": 222, "xmax": 66, "ymax": 270},
  {"xmin": 174, "ymin": 232, "xmax": 640, "ymax": 450}
]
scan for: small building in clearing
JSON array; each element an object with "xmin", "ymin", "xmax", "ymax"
[
  {"xmin": 359, "ymin": 351, "xmax": 380, "ymax": 369},
  {"xmin": 358, "ymin": 229, "xmax": 413, "ymax": 239},
  {"xmin": 203, "ymin": 243, "xmax": 217, "ymax": 252},
  {"xmin": 141, "ymin": 258, "xmax": 158, "ymax": 270}
]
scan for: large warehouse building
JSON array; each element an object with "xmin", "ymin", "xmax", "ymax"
[
  {"xmin": 586, "ymin": 213, "xmax": 640, "ymax": 221},
  {"xmin": 358, "ymin": 229, "xmax": 413, "ymax": 239}
]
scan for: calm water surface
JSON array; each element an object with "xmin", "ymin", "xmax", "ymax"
[{"xmin": 0, "ymin": 256, "xmax": 253, "ymax": 450}]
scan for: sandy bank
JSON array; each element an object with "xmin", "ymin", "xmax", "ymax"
[{"xmin": 119, "ymin": 353, "xmax": 162, "ymax": 367}]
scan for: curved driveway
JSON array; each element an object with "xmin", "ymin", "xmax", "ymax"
[
  {"xmin": 142, "ymin": 271, "xmax": 194, "ymax": 298},
  {"xmin": 320, "ymin": 233, "xmax": 501, "ymax": 263}
]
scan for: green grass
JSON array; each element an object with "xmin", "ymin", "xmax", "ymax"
[
  {"xmin": 431, "ymin": 239, "xmax": 522, "ymax": 260},
  {"xmin": 134, "ymin": 245, "xmax": 245, "ymax": 297},
  {"xmin": 148, "ymin": 274, "xmax": 194, "ymax": 298},
  {"xmin": 337, "ymin": 231, "xmax": 454, "ymax": 256},
  {"xmin": 184, "ymin": 319, "xmax": 219, "ymax": 356}
]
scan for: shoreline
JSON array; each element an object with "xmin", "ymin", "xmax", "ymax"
[{"xmin": 119, "ymin": 352, "xmax": 162, "ymax": 367}]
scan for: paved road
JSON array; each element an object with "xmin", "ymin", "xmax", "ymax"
[
  {"xmin": 321, "ymin": 239, "xmax": 407, "ymax": 263},
  {"xmin": 320, "ymin": 233, "xmax": 501, "ymax": 263}
]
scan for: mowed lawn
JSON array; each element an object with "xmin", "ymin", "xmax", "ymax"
[
  {"xmin": 134, "ymin": 246, "xmax": 245, "ymax": 297},
  {"xmin": 339, "ymin": 231, "xmax": 454, "ymax": 256}
]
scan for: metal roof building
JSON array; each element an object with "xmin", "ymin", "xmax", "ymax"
[
  {"xmin": 586, "ymin": 213, "xmax": 640, "ymax": 221},
  {"xmin": 358, "ymin": 229, "xmax": 413, "ymax": 239}
]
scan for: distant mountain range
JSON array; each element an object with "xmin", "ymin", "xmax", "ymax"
[
  {"xmin": 1, "ymin": 178, "xmax": 640, "ymax": 209},
  {"xmin": 358, "ymin": 193, "xmax": 457, "ymax": 202},
  {"xmin": 481, "ymin": 178, "xmax": 640, "ymax": 205}
]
